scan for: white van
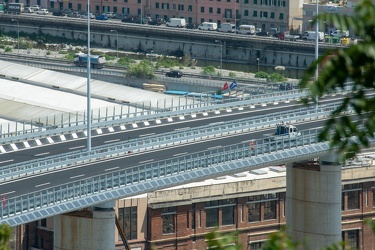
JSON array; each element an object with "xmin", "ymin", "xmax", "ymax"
[
  {"xmin": 302, "ymin": 31, "xmax": 324, "ymax": 41},
  {"xmin": 332, "ymin": 30, "xmax": 349, "ymax": 38},
  {"xmin": 166, "ymin": 18, "xmax": 186, "ymax": 28},
  {"xmin": 198, "ymin": 22, "xmax": 218, "ymax": 31},
  {"xmin": 236, "ymin": 25, "xmax": 256, "ymax": 35},
  {"xmin": 218, "ymin": 23, "xmax": 236, "ymax": 33}
]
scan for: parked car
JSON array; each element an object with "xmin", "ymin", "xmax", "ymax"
[
  {"xmin": 36, "ymin": 8, "xmax": 49, "ymax": 15},
  {"xmin": 166, "ymin": 70, "xmax": 183, "ymax": 78},
  {"xmin": 96, "ymin": 14, "xmax": 108, "ymax": 20},
  {"xmin": 67, "ymin": 11, "xmax": 81, "ymax": 18},
  {"xmin": 113, "ymin": 13, "xmax": 127, "ymax": 19},
  {"xmin": 186, "ymin": 23, "xmax": 197, "ymax": 29},
  {"xmin": 148, "ymin": 18, "xmax": 163, "ymax": 26},
  {"xmin": 52, "ymin": 10, "xmax": 65, "ymax": 16},
  {"xmin": 81, "ymin": 13, "xmax": 95, "ymax": 19},
  {"xmin": 30, "ymin": 5, "xmax": 40, "ymax": 11},
  {"xmin": 256, "ymin": 31, "xmax": 270, "ymax": 36},
  {"xmin": 121, "ymin": 16, "xmax": 136, "ymax": 23},
  {"xmin": 24, "ymin": 7, "xmax": 34, "ymax": 13},
  {"xmin": 103, "ymin": 12, "xmax": 115, "ymax": 18}
]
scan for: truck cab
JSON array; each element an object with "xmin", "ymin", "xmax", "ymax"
[{"xmin": 263, "ymin": 123, "xmax": 301, "ymax": 141}]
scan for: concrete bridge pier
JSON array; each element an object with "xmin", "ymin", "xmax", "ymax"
[
  {"xmin": 286, "ymin": 153, "xmax": 342, "ymax": 249},
  {"xmin": 54, "ymin": 201, "xmax": 116, "ymax": 250}
]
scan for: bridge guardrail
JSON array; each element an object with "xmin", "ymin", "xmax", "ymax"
[
  {"xmin": 0, "ymin": 89, "xmax": 311, "ymax": 143},
  {"xmin": 0, "ymin": 102, "xmax": 351, "ymax": 181},
  {"xmin": 1, "ymin": 126, "xmax": 348, "ymax": 226}
]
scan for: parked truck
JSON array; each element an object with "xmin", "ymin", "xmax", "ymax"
[
  {"xmin": 7, "ymin": 3, "xmax": 24, "ymax": 14},
  {"xmin": 263, "ymin": 123, "xmax": 301, "ymax": 141},
  {"xmin": 302, "ymin": 31, "xmax": 325, "ymax": 41},
  {"xmin": 278, "ymin": 31, "xmax": 300, "ymax": 41},
  {"xmin": 74, "ymin": 53, "xmax": 106, "ymax": 69},
  {"xmin": 166, "ymin": 18, "xmax": 186, "ymax": 28}
]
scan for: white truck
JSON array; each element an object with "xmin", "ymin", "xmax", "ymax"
[
  {"xmin": 263, "ymin": 123, "xmax": 301, "ymax": 141},
  {"xmin": 302, "ymin": 31, "xmax": 325, "ymax": 41},
  {"xmin": 198, "ymin": 22, "xmax": 218, "ymax": 31},
  {"xmin": 218, "ymin": 23, "xmax": 236, "ymax": 33},
  {"xmin": 166, "ymin": 18, "xmax": 186, "ymax": 28}
]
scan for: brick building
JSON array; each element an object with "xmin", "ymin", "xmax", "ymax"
[{"xmin": 11, "ymin": 153, "xmax": 375, "ymax": 249}]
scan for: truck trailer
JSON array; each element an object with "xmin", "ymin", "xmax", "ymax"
[
  {"xmin": 74, "ymin": 53, "xmax": 106, "ymax": 69},
  {"xmin": 7, "ymin": 3, "xmax": 24, "ymax": 14},
  {"xmin": 263, "ymin": 123, "xmax": 301, "ymax": 141}
]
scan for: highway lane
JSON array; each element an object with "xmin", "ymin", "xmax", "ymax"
[
  {"xmin": 0, "ymin": 93, "xmax": 348, "ymax": 166},
  {"xmin": 0, "ymin": 118, "xmax": 333, "ymax": 199}
]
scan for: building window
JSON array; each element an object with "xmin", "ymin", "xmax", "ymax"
[
  {"xmin": 118, "ymin": 206, "xmax": 137, "ymax": 240},
  {"xmin": 244, "ymin": 10, "xmax": 248, "ymax": 16},
  {"xmin": 279, "ymin": 13, "xmax": 284, "ymax": 19},
  {"xmin": 217, "ymin": 8, "xmax": 221, "ymax": 14},
  {"xmin": 253, "ymin": 10, "xmax": 257, "ymax": 17},
  {"xmin": 250, "ymin": 242, "xmax": 266, "ymax": 250},
  {"xmin": 137, "ymin": 0, "xmax": 141, "ymax": 3},
  {"xmin": 173, "ymin": 4, "xmax": 176, "ymax": 9},
  {"xmin": 254, "ymin": 0, "xmax": 257, "ymax": 3},
  {"xmin": 205, "ymin": 199, "xmax": 235, "ymax": 228},
  {"xmin": 155, "ymin": 2, "xmax": 159, "ymax": 8},
  {"xmin": 162, "ymin": 3, "xmax": 169, "ymax": 9},
  {"xmin": 227, "ymin": 0, "xmax": 231, "ymax": 2},
  {"xmin": 201, "ymin": 6, "xmax": 204, "ymax": 13},
  {"xmin": 124, "ymin": 0, "xmax": 128, "ymax": 2},
  {"xmin": 201, "ymin": 18, "xmax": 205, "ymax": 23},
  {"xmin": 206, "ymin": 207, "xmax": 218, "ymax": 228},
  {"xmin": 245, "ymin": 0, "xmax": 249, "ymax": 3},
  {"xmin": 248, "ymin": 203, "xmax": 261, "ymax": 222},
  {"xmin": 372, "ymin": 188, "xmax": 375, "ymax": 207},
  {"xmin": 178, "ymin": 4, "xmax": 184, "ymax": 11},
  {"xmin": 209, "ymin": 7, "xmax": 213, "ymax": 13},
  {"xmin": 343, "ymin": 230, "xmax": 359, "ymax": 249},
  {"xmin": 263, "ymin": 11, "xmax": 268, "ymax": 18},
  {"xmin": 162, "ymin": 207, "xmax": 176, "ymax": 234},
  {"xmin": 77, "ymin": 3, "xmax": 81, "ymax": 10},
  {"xmin": 222, "ymin": 206, "xmax": 234, "ymax": 225},
  {"xmin": 343, "ymin": 184, "xmax": 361, "ymax": 210},
  {"xmin": 282, "ymin": 0, "xmax": 285, "ymax": 6},
  {"xmin": 270, "ymin": 12, "xmax": 274, "ymax": 18},
  {"xmin": 188, "ymin": 5, "xmax": 192, "ymax": 11},
  {"xmin": 264, "ymin": 200, "xmax": 276, "ymax": 220}
]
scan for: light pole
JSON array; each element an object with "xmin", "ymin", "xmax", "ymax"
[
  {"xmin": 11, "ymin": 19, "xmax": 19, "ymax": 55},
  {"xmin": 87, "ymin": 0, "xmax": 92, "ymax": 151},
  {"xmin": 257, "ymin": 58, "xmax": 260, "ymax": 83},
  {"xmin": 215, "ymin": 40, "xmax": 222, "ymax": 76},
  {"xmin": 110, "ymin": 30, "xmax": 118, "ymax": 65},
  {"xmin": 315, "ymin": 0, "xmax": 319, "ymax": 110}
]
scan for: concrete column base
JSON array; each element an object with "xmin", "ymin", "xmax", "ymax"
[{"xmin": 286, "ymin": 157, "xmax": 342, "ymax": 250}]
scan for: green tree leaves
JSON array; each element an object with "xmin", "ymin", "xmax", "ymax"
[{"xmin": 300, "ymin": 0, "xmax": 375, "ymax": 158}]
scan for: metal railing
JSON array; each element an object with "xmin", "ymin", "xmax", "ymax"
[
  {"xmin": 0, "ymin": 102, "xmax": 349, "ymax": 181},
  {"xmin": 0, "ymin": 126, "xmax": 338, "ymax": 226}
]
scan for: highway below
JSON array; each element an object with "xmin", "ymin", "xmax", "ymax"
[{"xmin": 0, "ymin": 90, "xmax": 355, "ymax": 201}]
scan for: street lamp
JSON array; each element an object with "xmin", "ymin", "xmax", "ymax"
[
  {"xmin": 315, "ymin": 0, "xmax": 319, "ymax": 110},
  {"xmin": 215, "ymin": 40, "xmax": 222, "ymax": 76},
  {"xmin": 87, "ymin": 0, "xmax": 92, "ymax": 151},
  {"xmin": 11, "ymin": 19, "xmax": 19, "ymax": 55},
  {"xmin": 110, "ymin": 30, "xmax": 118, "ymax": 65},
  {"xmin": 256, "ymin": 58, "xmax": 260, "ymax": 83}
]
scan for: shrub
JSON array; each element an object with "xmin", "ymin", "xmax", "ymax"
[
  {"xmin": 201, "ymin": 65, "xmax": 216, "ymax": 75},
  {"xmin": 229, "ymin": 72, "xmax": 236, "ymax": 78},
  {"xmin": 267, "ymin": 72, "xmax": 286, "ymax": 82},
  {"xmin": 255, "ymin": 71, "xmax": 269, "ymax": 79}
]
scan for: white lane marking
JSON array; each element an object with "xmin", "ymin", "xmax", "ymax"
[
  {"xmin": 83, "ymin": 131, "xmax": 87, "ymax": 136},
  {"xmin": 97, "ymin": 129, "xmax": 103, "ymax": 134},
  {"xmin": 69, "ymin": 145, "xmax": 85, "ymax": 150},
  {"xmin": 139, "ymin": 159, "xmax": 154, "ymax": 164},
  {"xmin": 140, "ymin": 133, "xmax": 155, "ymax": 137},
  {"xmin": 179, "ymin": 116, "xmax": 185, "ymax": 120},
  {"xmin": 34, "ymin": 152, "xmax": 50, "ymax": 157},
  {"xmin": 144, "ymin": 121, "xmax": 150, "ymax": 126},
  {"xmin": 70, "ymin": 174, "xmax": 85, "ymax": 179},
  {"xmin": 285, "ymin": 100, "xmax": 290, "ymax": 103},
  {"xmin": 0, "ymin": 146, "xmax": 6, "ymax": 153},
  {"xmin": 47, "ymin": 137, "xmax": 54, "ymax": 143},
  {"xmin": 0, "ymin": 159, "xmax": 14, "ymax": 164},
  {"xmin": 35, "ymin": 182, "xmax": 50, "ymax": 188},
  {"xmin": 1, "ymin": 191, "xmax": 15, "ymax": 196},
  {"xmin": 105, "ymin": 167, "xmax": 120, "ymax": 171},
  {"xmin": 238, "ymin": 107, "xmax": 244, "ymax": 110},
  {"xmin": 250, "ymin": 105, "xmax": 255, "ymax": 109},
  {"xmin": 60, "ymin": 135, "xmax": 66, "ymax": 141},
  {"xmin": 207, "ymin": 146, "xmax": 222, "ymax": 150},
  {"xmin": 261, "ymin": 103, "xmax": 267, "ymax": 107},
  {"xmin": 215, "ymin": 110, "xmax": 220, "ymax": 114},
  {"xmin": 132, "ymin": 123, "xmax": 138, "ymax": 128},
  {"xmin": 175, "ymin": 127, "xmax": 190, "ymax": 131},
  {"xmin": 23, "ymin": 141, "xmax": 31, "ymax": 148},
  {"xmin": 108, "ymin": 127, "xmax": 114, "ymax": 132},
  {"xmin": 155, "ymin": 119, "xmax": 161, "ymax": 124},
  {"xmin": 167, "ymin": 117, "xmax": 173, "ymax": 122},
  {"xmin": 191, "ymin": 114, "xmax": 197, "ymax": 118},
  {"xmin": 104, "ymin": 139, "xmax": 120, "ymax": 144},
  {"xmin": 274, "ymin": 102, "xmax": 279, "ymax": 105},
  {"xmin": 209, "ymin": 122, "xmax": 224, "ymax": 126},
  {"xmin": 10, "ymin": 144, "xmax": 18, "ymax": 151},
  {"xmin": 35, "ymin": 139, "xmax": 42, "ymax": 146},
  {"xmin": 72, "ymin": 133, "xmax": 78, "ymax": 139},
  {"xmin": 226, "ymin": 109, "xmax": 232, "ymax": 112},
  {"xmin": 120, "ymin": 125, "xmax": 126, "ymax": 130},
  {"xmin": 173, "ymin": 152, "xmax": 188, "ymax": 157},
  {"xmin": 203, "ymin": 112, "xmax": 208, "ymax": 116}
]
